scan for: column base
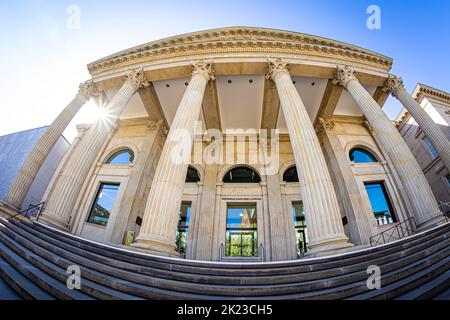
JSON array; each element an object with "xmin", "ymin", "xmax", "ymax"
[
  {"xmin": 0, "ymin": 200, "xmax": 21, "ymax": 213},
  {"xmin": 305, "ymin": 243, "xmax": 367, "ymax": 258},
  {"xmin": 38, "ymin": 213, "xmax": 70, "ymax": 231},
  {"xmin": 416, "ymin": 212, "xmax": 447, "ymax": 231},
  {"xmin": 0, "ymin": 201, "xmax": 20, "ymax": 219},
  {"xmin": 132, "ymin": 234, "xmax": 180, "ymax": 258},
  {"xmin": 306, "ymin": 235, "xmax": 354, "ymax": 257}
]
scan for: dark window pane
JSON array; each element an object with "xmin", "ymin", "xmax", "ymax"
[
  {"xmin": 349, "ymin": 148, "xmax": 377, "ymax": 163},
  {"xmin": 364, "ymin": 182, "xmax": 396, "ymax": 225},
  {"xmin": 106, "ymin": 149, "xmax": 134, "ymax": 165},
  {"xmin": 283, "ymin": 166, "xmax": 299, "ymax": 182},
  {"xmin": 185, "ymin": 167, "xmax": 201, "ymax": 183},
  {"xmin": 87, "ymin": 183, "xmax": 120, "ymax": 226},
  {"xmin": 422, "ymin": 136, "xmax": 439, "ymax": 159},
  {"xmin": 176, "ymin": 202, "xmax": 191, "ymax": 255},
  {"xmin": 292, "ymin": 202, "xmax": 308, "ymax": 256},
  {"xmin": 223, "ymin": 167, "xmax": 261, "ymax": 183}
]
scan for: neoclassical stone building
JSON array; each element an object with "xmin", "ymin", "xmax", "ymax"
[
  {"xmin": 395, "ymin": 84, "xmax": 450, "ymax": 206},
  {"xmin": 2, "ymin": 27, "xmax": 449, "ymax": 262}
]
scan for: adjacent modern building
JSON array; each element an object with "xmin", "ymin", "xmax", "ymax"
[
  {"xmin": 396, "ymin": 84, "xmax": 450, "ymax": 205},
  {"xmin": 0, "ymin": 127, "xmax": 69, "ymax": 211},
  {"xmin": 1, "ymin": 27, "xmax": 448, "ymax": 263}
]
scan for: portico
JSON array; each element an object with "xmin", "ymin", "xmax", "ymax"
[{"xmin": 3, "ymin": 27, "xmax": 447, "ymax": 262}]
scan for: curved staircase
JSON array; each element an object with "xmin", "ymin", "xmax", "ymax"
[{"xmin": 0, "ymin": 216, "xmax": 448, "ymax": 300}]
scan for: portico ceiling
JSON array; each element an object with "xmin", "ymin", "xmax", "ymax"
[{"xmin": 111, "ymin": 74, "xmax": 379, "ymax": 133}]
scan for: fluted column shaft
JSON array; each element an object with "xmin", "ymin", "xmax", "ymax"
[
  {"xmin": 387, "ymin": 75, "xmax": 450, "ymax": 172},
  {"xmin": 134, "ymin": 62, "xmax": 214, "ymax": 255},
  {"xmin": 42, "ymin": 69, "xmax": 149, "ymax": 227},
  {"xmin": 268, "ymin": 60, "xmax": 351, "ymax": 253},
  {"xmin": 336, "ymin": 66, "xmax": 442, "ymax": 228},
  {"xmin": 4, "ymin": 81, "xmax": 98, "ymax": 209}
]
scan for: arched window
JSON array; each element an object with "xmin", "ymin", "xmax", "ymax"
[
  {"xmin": 283, "ymin": 166, "xmax": 299, "ymax": 182},
  {"xmin": 349, "ymin": 148, "xmax": 377, "ymax": 163},
  {"xmin": 106, "ymin": 149, "xmax": 134, "ymax": 165},
  {"xmin": 223, "ymin": 167, "xmax": 261, "ymax": 183},
  {"xmin": 185, "ymin": 166, "xmax": 201, "ymax": 183}
]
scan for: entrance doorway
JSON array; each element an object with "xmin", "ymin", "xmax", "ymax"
[
  {"xmin": 292, "ymin": 202, "xmax": 308, "ymax": 257},
  {"xmin": 225, "ymin": 204, "xmax": 258, "ymax": 257}
]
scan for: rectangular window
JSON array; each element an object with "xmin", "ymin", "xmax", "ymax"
[
  {"xmin": 176, "ymin": 202, "xmax": 191, "ymax": 255},
  {"xmin": 444, "ymin": 174, "xmax": 450, "ymax": 188},
  {"xmin": 225, "ymin": 204, "xmax": 258, "ymax": 257},
  {"xmin": 364, "ymin": 182, "xmax": 396, "ymax": 226},
  {"xmin": 292, "ymin": 202, "xmax": 308, "ymax": 256},
  {"xmin": 422, "ymin": 136, "xmax": 439, "ymax": 159},
  {"xmin": 87, "ymin": 183, "xmax": 120, "ymax": 226}
]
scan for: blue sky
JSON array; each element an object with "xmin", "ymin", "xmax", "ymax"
[{"xmin": 0, "ymin": 0, "xmax": 448, "ymax": 141}]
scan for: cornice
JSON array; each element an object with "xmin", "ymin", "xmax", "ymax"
[
  {"xmin": 412, "ymin": 83, "xmax": 450, "ymax": 104},
  {"xmin": 87, "ymin": 27, "xmax": 393, "ymax": 76}
]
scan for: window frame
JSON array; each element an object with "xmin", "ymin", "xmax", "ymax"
[
  {"xmin": 222, "ymin": 166, "xmax": 261, "ymax": 183},
  {"xmin": 292, "ymin": 201, "xmax": 308, "ymax": 256},
  {"xmin": 185, "ymin": 166, "xmax": 201, "ymax": 183},
  {"xmin": 363, "ymin": 181, "xmax": 397, "ymax": 226},
  {"xmin": 176, "ymin": 201, "xmax": 192, "ymax": 255},
  {"xmin": 422, "ymin": 136, "xmax": 439, "ymax": 160},
  {"xmin": 443, "ymin": 174, "xmax": 450, "ymax": 188},
  {"xmin": 283, "ymin": 166, "xmax": 299, "ymax": 183},
  {"xmin": 349, "ymin": 147, "xmax": 378, "ymax": 163},
  {"xmin": 225, "ymin": 203, "xmax": 258, "ymax": 257},
  {"xmin": 105, "ymin": 149, "xmax": 135, "ymax": 165},
  {"xmin": 86, "ymin": 182, "xmax": 121, "ymax": 227}
]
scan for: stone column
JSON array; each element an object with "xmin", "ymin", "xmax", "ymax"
[
  {"xmin": 133, "ymin": 61, "xmax": 214, "ymax": 256},
  {"xmin": 192, "ymin": 163, "xmax": 219, "ymax": 260},
  {"xmin": 42, "ymin": 69, "xmax": 150, "ymax": 228},
  {"xmin": 385, "ymin": 75, "xmax": 450, "ymax": 172},
  {"xmin": 335, "ymin": 66, "xmax": 442, "ymax": 228},
  {"xmin": 267, "ymin": 59, "xmax": 352, "ymax": 254},
  {"xmin": 3, "ymin": 81, "xmax": 99, "ymax": 210},
  {"xmin": 317, "ymin": 118, "xmax": 374, "ymax": 245}
]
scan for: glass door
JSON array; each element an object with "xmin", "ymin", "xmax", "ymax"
[{"xmin": 225, "ymin": 205, "xmax": 258, "ymax": 257}]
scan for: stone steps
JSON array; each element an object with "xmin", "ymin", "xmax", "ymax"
[
  {"xmin": 433, "ymin": 288, "xmax": 450, "ymax": 300},
  {"xmin": 6, "ymin": 217, "xmax": 449, "ymax": 289},
  {"xmin": 394, "ymin": 269, "xmax": 450, "ymax": 300},
  {"xmin": 0, "ymin": 275, "xmax": 21, "ymax": 300},
  {"xmin": 23, "ymin": 219, "xmax": 450, "ymax": 274},
  {"xmin": 0, "ymin": 226, "xmax": 141, "ymax": 300},
  {"xmin": 0, "ymin": 216, "xmax": 448, "ymax": 300},
  {"xmin": 3, "ymin": 218, "xmax": 449, "ymax": 299},
  {"xmin": 0, "ymin": 255, "xmax": 51, "ymax": 300}
]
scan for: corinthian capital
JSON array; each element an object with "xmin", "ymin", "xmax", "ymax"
[
  {"xmin": 319, "ymin": 117, "xmax": 336, "ymax": 130},
  {"xmin": 383, "ymin": 75, "xmax": 404, "ymax": 98},
  {"xmin": 266, "ymin": 58, "xmax": 290, "ymax": 80},
  {"xmin": 335, "ymin": 65, "xmax": 357, "ymax": 87},
  {"xmin": 78, "ymin": 80, "xmax": 100, "ymax": 101},
  {"xmin": 125, "ymin": 68, "xmax": 150, "ymax": 90},
  {"xmin": 191, "ymin": 60, "xmax": 215, "ymax": 81},
  {"xmin": 147, "ymin": 119, "xmax": 168, "ymax": 136}
]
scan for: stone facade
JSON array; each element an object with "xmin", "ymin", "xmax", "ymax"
[
  {"xmin": 2, "ymin": 27, "xmax": 447, "ymax": 262},
  {"xmin": 396, "ymin": 84, "xmax": 450, "ymax": 205}
]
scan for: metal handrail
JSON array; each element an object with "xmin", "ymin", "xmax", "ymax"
[
  {"xmin": 369, "ymin": 217, "xmax": 416, "ymax": 247},
  {"xmin": 11, "ymin": 202, "xmax": 45, "ymax": 221}
]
